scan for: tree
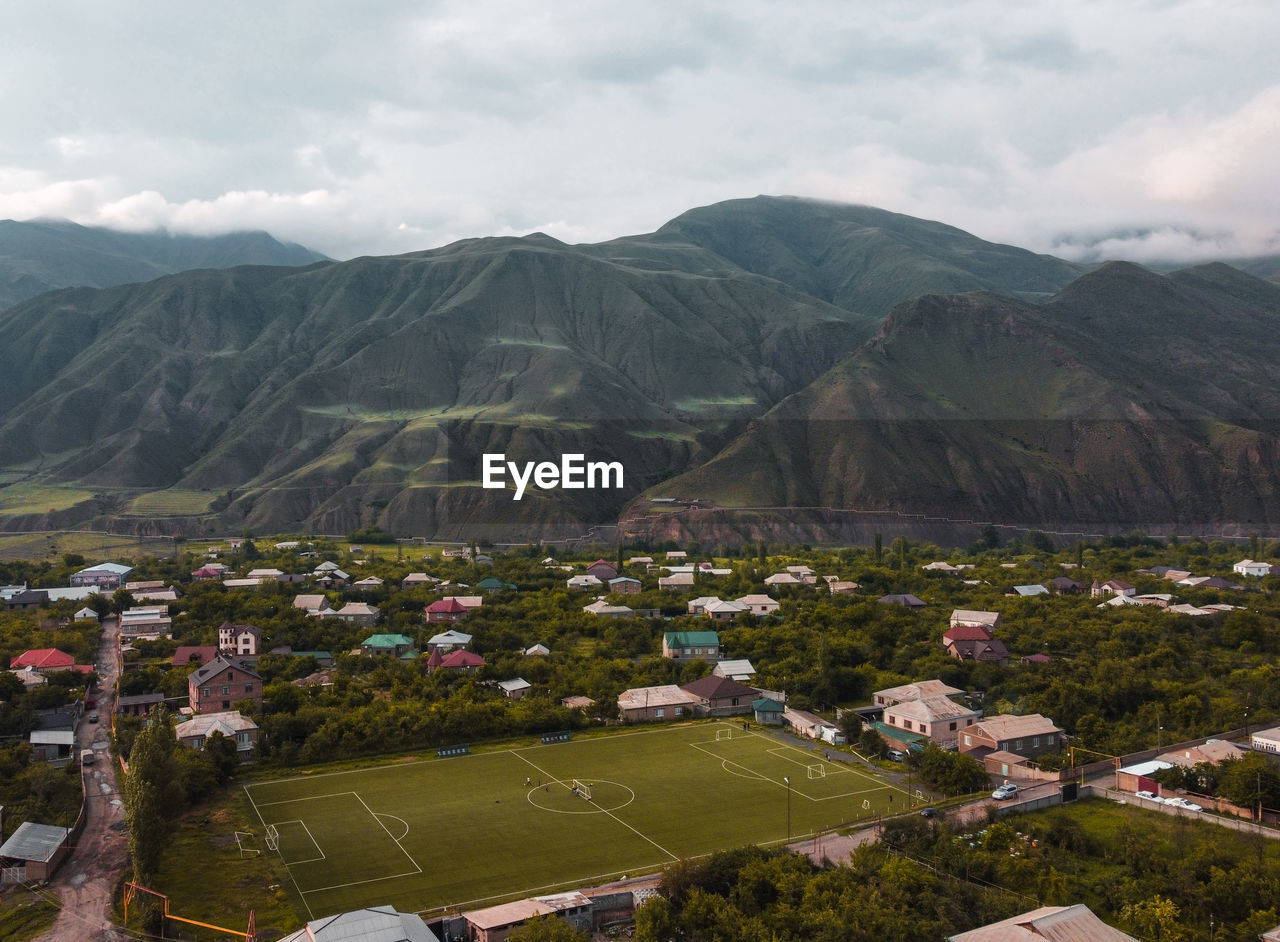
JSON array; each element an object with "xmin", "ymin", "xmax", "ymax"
[
  {"xmin": 121, "ymin": 706, "xmax": 185, "ymax": 884},
  {"xmin": 1120, "ymin": 895, "xmax": 1187, "ymax": 941},
  {"xmin": 507, "ymin": 914, "xmax": 590, "ymax": 942},
  {"xmin": 858, "ymin": 727, "xmax": 886, "ymax": 759}
]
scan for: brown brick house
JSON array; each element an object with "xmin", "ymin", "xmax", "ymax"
[{"xmin": 188, "ymin": 655, "xmax": 263, "ymax": 713}]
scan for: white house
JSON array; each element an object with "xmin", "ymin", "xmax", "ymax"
[{"xmin": 1233, "ymin": 559, "xmax": 1274, "ymax": 578}]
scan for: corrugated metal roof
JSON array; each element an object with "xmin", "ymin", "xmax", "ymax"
[{"xmin": 0, "ymin": 821, "xmax": 70, "ymax": 863}]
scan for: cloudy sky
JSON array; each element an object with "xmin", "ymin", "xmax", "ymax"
[{"xmin": 2, "ymin": 1, "xmax": 1277, "ymax": 262}]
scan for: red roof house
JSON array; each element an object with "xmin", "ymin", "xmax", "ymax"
[
  {"xmin": 425, "ymin": 598, "xmax": 470, "ymax": 623},
  {"xmin": 437, "ymin": 650, "xmax": 485, "ymax": 672},
  {"xmin": 11, "ymin": 649, "xmax": 75, "ymax": 671}
]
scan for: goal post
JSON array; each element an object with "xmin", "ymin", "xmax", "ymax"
[
  {"xmin": 571, "ymin": 779, "xmax": 593, "ymax": 801},
  {"xmin": 807, "ymin": 763, "xmax": 826, "ymax": 780},
  {"xmin": 264, "ymin": 824, "xmax": 279, "ymax": 853},
  {"xmin": 715, "ymin": 728, "xmax": 733, "ymax": 741}
]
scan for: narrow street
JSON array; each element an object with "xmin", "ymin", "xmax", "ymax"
[{"xmin": 38, "ymin": 615, "xmax": 130, "ymax": 942}]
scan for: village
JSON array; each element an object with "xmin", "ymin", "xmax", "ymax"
[{"xmin": 2, "ymin": 533, "xmax": 1280, "ymax": 940}]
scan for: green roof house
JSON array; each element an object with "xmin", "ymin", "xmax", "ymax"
[
  {"xmin": 360, "ymin": 633, "xmax": 418, "ymax": 659},
  {"xmin": 662, "ymin": 630, "xmax": 721, "ymax": 662}
]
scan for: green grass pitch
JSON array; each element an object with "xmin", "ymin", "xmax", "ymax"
[{"xmin": 243, "ymin": 722, "xmax": 905, "ymax": 918}]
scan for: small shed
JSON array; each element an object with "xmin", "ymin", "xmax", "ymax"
[
  {"xmin": 753, "ymin": 697, "xmax": 785, "ymax": 725},
  {"xmin": 0, "ymin": 821, "xmax": 71, "ymax": 882}
]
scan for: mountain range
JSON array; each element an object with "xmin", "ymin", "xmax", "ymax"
[{"xmin": 2, "ymin": 196, "xmax": 1279, "ymax": 544}]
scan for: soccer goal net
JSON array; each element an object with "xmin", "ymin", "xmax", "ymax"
[
  {"xmin": 264, "ymin": 824, "xmax": 279, "ymax": 853},
  {"xmin": 715, "ymin": 728, "xmax": 733, "ymax": 741},
  {"xmin": 571, "ymin": 780, "xmax": 593, "ymax": 800},
  {"xmin": 807, "ymin": 763, "xmax": 826, "ymax": 780}
]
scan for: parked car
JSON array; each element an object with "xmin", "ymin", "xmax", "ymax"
[
  {"xmin": 992, "ymin": 783, "xmax": 1019, "ymax": 800},
  {"xmin": 1135, "ymin": 790, "xmax": 1158, "ymax": 800},
  {"xmin": 919, "ymin": 806, "xmax": 938, "ymax": 818},
  {"xmin": 886, "ymin": 749, "xmax": 905, "ymax": 762},
  {"xmin": 88, "ymin": 713, "xmax": 99, "ymax": 724},
  {"xmin": 1166, "ymin": 797, "xmax": 1202, "ymax": 811}
]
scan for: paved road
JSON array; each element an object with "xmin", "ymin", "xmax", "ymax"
[{"xmin": 38, "ymin": 616, "xmax": 130, "ymax": 942}]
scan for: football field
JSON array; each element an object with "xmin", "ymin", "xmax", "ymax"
[{"xmin": 243, "ymin": 722, "xmax": 905, "ymax": 917}]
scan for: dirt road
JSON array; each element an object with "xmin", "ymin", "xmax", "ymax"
[{"xmin": 38, "ymin": 616, "xmax": 131, "ymax": 942}]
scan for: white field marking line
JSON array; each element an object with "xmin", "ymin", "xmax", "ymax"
[
  {"xmin": 251, "ymin": 788, "xmax": 365, "ymax": 809},
  {"xmin": 302, "ymin": 868, "xmax": 427, "ymax": 896},
  {"xmin": 765, "ymin": 746, "xmax": 856, "ymax": 774},
  {"xmin": 243, "ymin": 784, "xmax": 315, "ymax": 921},
  {"xmin": 511, "ymin": 750, "xmax": 679, "ymax": 862},
  {"xmin": 269, "ymin": 819, "xmax": 326, "ymax": 865},
  {"xmin": 690, "ymin": 741, "xmax": 881, "ymax": 804},
  {"xmin": 375, "ymin": 812, "xmax": 411, "ymax": 841},
  {"xmin": 354, "ymin": 792, "xmax": 423, "ymax": 875}
]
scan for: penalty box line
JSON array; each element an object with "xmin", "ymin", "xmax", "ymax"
[
  {"xmin": 511, "ymin": 749, "xmax": 680, "ymax": 863},
  {"xmin": 690, "ymin": 739, "xmax": 885, "ymax": 804},
  {"xmin": 267, "ymin": 819, "xmax": 326, "ymax": 865}
]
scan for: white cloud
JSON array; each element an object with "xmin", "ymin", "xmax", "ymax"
[{"xmin": 0, "ymin": 2, "xmax": 1277, "ymax": 262}]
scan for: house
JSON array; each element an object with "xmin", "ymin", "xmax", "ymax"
[
  {"xmin": 191, "ymin": 565, "xmax": 224, "ymax": 581},
  {"xmin": 524, "ymin": 643, "xmax": 550, "ymax": 657},
  {"xmin": 218, "ymin": 622, "xmax": 262, "ymax": 657},
  {"xmin": 877, "ymin": 593, "xmax": 926, "ymax": 608},
  {"xmin": 583, "ymin": 600, "xmax": 634, "ymax": 618},
  {"xmin": 680, "ymin": 675, "xmax": 757, "ymax": 716},
  {"xmin": 174, "ymin": 711, "xmax": 258, "ymax": 758},
  {"xmin": 352, "ymin": 575, "xmax": 384, "ymax": 589},
  {"xmin": 872, "ymin": 679, "xmax": 966, "ymax": 708},
  {"xmin": 617, "ymin": 684, "xmax": 701, "ymax": 722},
  {"xmin": 401, "ymin": 572, "xmax": 440, "ymax": 588},
  {"xmin": 476, "ymin": 577, "xmax": 516, "ymax": 593},
  {"xmin": 1092, "ymin": 578, "xmax": 1136, "ymax": 597},
  {"xmin": 948, "ymin": 904, "xmax": 1137, "ymax": 941},
  {"xmin": 753, "ymin": 697, "xmax": 785, "ymax": 725},
  {"xmin": 764, "ymin": 572, "xmax": 802, "ymax": 586},
  {"xmin": 278, "ymin": 905, "xmax": 440, "ymax": 942},
  {"xmin": 713, "ymin": 659, "xmax": 756, "ymax": 682},
  {"xmin": 829, "ymin": 580, "xmax": 860, "ymax": 595},
  {"xmin": 959, "ymin": 714, "xmax": 1065, "ymax": 759},
  {"xmin": 435, "ymin": 649, "xmax": 485, "ymax": 672},
  {"xmin": 1011, "ymin": 584, "xmax": 1048, "ymax": 597},
  {"xmin": 463, "ymin": 892, "xmax": 592, "ymax": 942},
  {"xmin": 881, "ymin": 695, "xmax": 981, "ymax": 749},
  {"xmin": 331, "ymin": 602, "xmax": 379, "ymax": 627},
  {"xmin": 1049, "ymin": 576, "xmax": 1083, "ymax": 593},
  {"xmin": 608, "ymin": 576, "xmax": 642, "ymax": 594},
  {"xmin": 703, "ymin": 599, "xmax": 748, "ymax": 621},
  {"xmin": 426, "ymin": 629, "xmax": 472, "ymax": 652},
  {"xmin": 172, "ymin": 645, "xmax": 220, "ymax": 667},
  {"xmin": 119, "ymin": 605, "xmax": 173, "ymax": 640},
  {"xmin": 1233, "ymin": 558, "xmax": 1274, "ymax": 578},
  {"xmin": 73, "ymin": 607, "xmax": 99, "ymax": 622},
  {"xmin": 567, "ymin": 574, "xmax": 603, "ymax": 591},
  {"xmin": 785, "ymin": 565, "xmax": 818, "ymax": 583},
  {"xmin": 30, "ymin": 728, "xmax": 76, "ymax": 763},
  {"xmin": 361, "ymin": 634, "xmax": 418, "ymax": 658},
  {"xmin": 942, "ymin": 625, "xmax": 1010, "ymax": 665},
  {"xmin": 922, "ymin": 561, "xmax": 963, "ymax": 573},
  {"xmin": 949, "ymin": 609, "xmax": 1001, "ymax": 629},
  {"xmin": 0, "ymin": 821, "xmax": 72, "ymax": 883},
  {"xmin": 783, "ymin": 707, "xmax": 845, "ymax": 745},
  {"xmin": 498, "ymin": 678, "xmax": 532, "ymax": 700},
  {"xmin": 1252, "ymin": 725, "xmax": 1280, "ymax": 753},
  {"xmin": 1159, "ymin": 738, "xmax": 1247, "ymax": 767},
  {"xmin": 425, "ymin": 597, "xmax": 470, "ymax": 623},
  {"xmin": 662, "ymin": 631, "xmax": 721, "ymax": 661},
  {"xmin": 1115, "ymin": 758, "xmax": 1175, "ymax": 794},
  {"xmin": 127, "ymin": 582, "xmax": 181, "ymax": 603},
  {"xmin": 2, "ymin": 588, "xmax": 46, "ymax": 611},
  {"xmin": 188, "ymin": 656, "xmax": 263, "ymax": 713},
  {"xmin": 585, "ymin": 559, "xmax": 619, "ymax": 582},
  {"xmin": 735, "ymin": 594, "xmax": 779, "ymax": 615},
  {"xmin": 70, "ymin": 562, "xmax": 132, "ymax": 588},
  {"xmin": 116, "ymin": 692, "xmax": 165, "ymax": 717},
  {"xmin": 293, "ymin": 594, "xmax": 329, "ymax": 613},
  {"xmin": 626, "ymin": 556, "xmax": 654, "ymax": 566},
  {"xmin": 687, "ymin": 596, "xmax": 720, "ymax": 615},
  {"xmin": 561, "ymin": 695, "xmax": 594, "ymax": 709},
  {"xmin": 11, "ymin": 648, "xmax": 74, "ymax": 672},
  {"xmin": 658, "ymin": 572, "xmax": 695, "ymax": 589}
]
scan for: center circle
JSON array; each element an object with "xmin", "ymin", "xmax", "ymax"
[{"xmin": 526, "ymin": 778, "xmax": 636, "ymax": 814}]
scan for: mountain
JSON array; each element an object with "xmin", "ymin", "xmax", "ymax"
[
  {"xmin": 7, "ymin": 195, "xmax": 1271, "ymax": 542},
  {"xmin": 636, "ymin": 260, "xmax": 1280, "ymax": 536},
  {"xmin": 0, "ymin": 219, "xmax": 329, "ymax": 311}
]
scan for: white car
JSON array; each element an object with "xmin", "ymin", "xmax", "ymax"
[
  {"xmin": 1134, "ymin": 790, "xmax": 1158, "ymax": 800},
  {"xmin": 1166, "ymin": 797, "xmax": 1203, "ymax": 811},
  {"xmin": 991, "ymin": 783, "xmax": 1019, "ymax": 800}
]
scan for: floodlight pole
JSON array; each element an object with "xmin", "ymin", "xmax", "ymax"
[{"xmin": 784, "ymin": 776, "xmax": 791, "ymax": 840}]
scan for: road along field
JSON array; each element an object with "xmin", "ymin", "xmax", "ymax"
[{"xmin": 243, "ymin": 721, "xmax": 906, "ymax": 918}]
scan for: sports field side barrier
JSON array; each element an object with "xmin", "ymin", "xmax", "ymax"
[
  {"xmin": 542, "ymin": 731, "xmax": 572, "ymax": 744},
  {"xmin": 438, "ymin": 744, "xmax": 471, "ymax": 757}
]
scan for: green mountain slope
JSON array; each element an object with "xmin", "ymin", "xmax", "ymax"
[
  {"xmin": 0, "ymin": 219, "xmax": 329, "ymax": 311},
  {"xmin": 639, "ymin": 261, "xmax": 1280, "ymax": 531}
]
